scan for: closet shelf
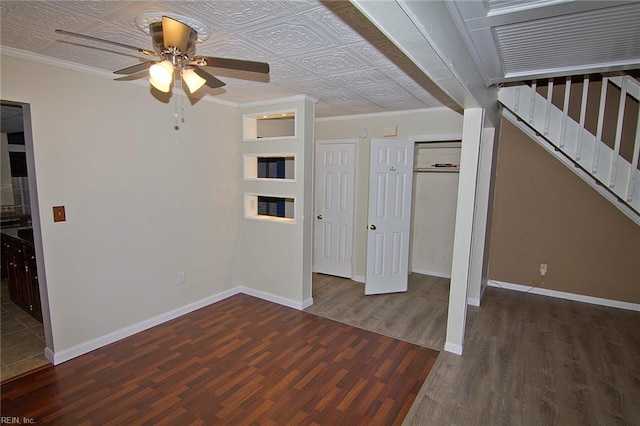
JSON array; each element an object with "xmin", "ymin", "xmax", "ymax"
[{"xmin": 414, "ymin": 167, "xmax": 459, "ymax": 173}]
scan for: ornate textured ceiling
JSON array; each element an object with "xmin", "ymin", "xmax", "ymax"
[{"xmin": 0, "ymin": 0, "xmax": 457, "ymax": 118}]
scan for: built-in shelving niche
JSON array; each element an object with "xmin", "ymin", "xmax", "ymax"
[
  {"xmin": 244, "ymin": 154, "xmax": 295, "ymax": 181},
  {"xmin": 243, "ymin": 110, "xmax": 296, "ymax": 140},
  {"xmin": 244, "ymin": 193, "xmax": 295, "ymax": 224}
]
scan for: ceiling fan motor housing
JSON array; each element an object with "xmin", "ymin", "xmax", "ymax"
[{"xmin": 149, "ymin": 21, "xmax": 197, "ymax": 61}]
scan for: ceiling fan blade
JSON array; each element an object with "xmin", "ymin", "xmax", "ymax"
[
  {"xmin": 162, "ymin": 16, "xmax": 193, "ymax": 54},
  {"xmin": 55, "ymin": 29, "xmax": 156, "ymax": 56},
  {"xmin": 193, "ymin": 67, "xmax": 226, "ymax": 89},
  {"xmin": 113, "ymin": 61, "xmax": 155, "ymax": 75},
  {"xmin": 198, "ymin": 56, "xmax": 270, "ymax": 74}
]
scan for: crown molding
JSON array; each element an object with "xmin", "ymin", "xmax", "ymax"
[
  {"xmin": 315, "ymin": 106, "xmax": 458, "ymax": 122},
  {"xmin": 238, "ymin": 94, "xmax": 318, "ymax": 109}
]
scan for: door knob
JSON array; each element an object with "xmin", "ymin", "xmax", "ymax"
[
  {"xmin": 370, "ymin": 224, "xmax": 376, "ymax": 230},
  {"xmin": 317, "ymin": 215, "xmax": 323, "ymax": 220}
]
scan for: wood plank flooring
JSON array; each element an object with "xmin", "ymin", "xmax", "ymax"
[
  {"xmin": 307, "ymin": 273, "xmax": 640, "ymax": 425},
  {"xmin": 1, "ymin": 294, "xmax": 438, "ymax": 425}
]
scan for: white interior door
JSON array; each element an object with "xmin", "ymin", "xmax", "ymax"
[
  {"xmin": 365, "ymin": 138, "xmax": 414, "ymax": 295},
  {"xmin": 314, "ymin": 141, "xmax": 356, "ymax": 278}
]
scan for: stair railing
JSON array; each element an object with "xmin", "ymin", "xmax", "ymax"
[{"xmin": 499, "ymin": 73, "xmax": 640, "ymax": 222}]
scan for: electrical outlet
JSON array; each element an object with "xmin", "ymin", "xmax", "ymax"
[
  {"xmin": 177, "ymin": 271, "xmax": 185, "ymax": 284},
  {"xmin": 540, "ymin": 264, "xmax": 548, "ymax": 276}
]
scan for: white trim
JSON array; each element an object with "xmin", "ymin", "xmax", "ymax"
[
  {"xmin": 315, "ymin": 106, "xmax": 457, "ymax": 122},
  {"xmin": 0, "ymin": 47, "xmax": 239, "ymax": 108},
  {"xmin": 44, "ymin": 347, "xmax": 54, "ymax": 364},
  {"xmin": 488, "ymin": 280, "xmax": 640, "ymax": 312},
  {"xmin": 2, "ymin": 46, "xmax": 114, "ymax": 79},
  {"xmin": 446, "ymin": 108, "xmax": 485, "ymax": 359},
  {"xmin": 240, "ymin": 286, "xmax": 313, "ymax": 310},
  {"xmin": 48, "ymin": 285, "xmax": 319, "ymax": 365},
  {"xmin": 411, "ymin": 268, "xmax": 451, "ymax": 279},
  {"xmin": 497, "ymin": 60, "xmax": 640, "ymax": 85},
  {"xmin": 239, "ymin": 95, "xmax": 317, "ymax": 109},
  {"xmin": 51, "ymin": 286, "xmax": 242, "ymax": 365},
  {"xmin": 467, "ymin": 297, "xmax": 480, "ymax": 307},
  {"xmin": 352, "ymin": 275, "xmax": 365, "ymax": 283},
  {"xmin": 444, "ymin": 341, "xmax": 463, "ymax": 355}
]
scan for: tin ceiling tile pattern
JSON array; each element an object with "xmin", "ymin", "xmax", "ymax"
[
  {"xmin": 0, "ymin": 0, "xmax": 450, "ymax": 117},
  {"xmin": 495, "ymin": 3, "xmax": 640, "ymax": 75}
]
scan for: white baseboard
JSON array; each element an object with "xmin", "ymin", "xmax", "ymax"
[
  {"xmin": 444, "ymin": 341, "xmax": 463, "ymax": 355},
  {"xmin": 49, "ymin": 285, "xmax": 319, "ymax": 366},
  {"xmin": 352, "ymin": 275, "xmax": 365, "ymax": 283},
  {"xmin": 488, "ymin": 280, "xmax": 640, "ymax": 312},
  {"xmin": 240, "ymin": 286, "xmax": 312, "ymax": 310},
  {"xmin": 44, "ymin": 347, "xmax": 54, "ymax": 364},
  {"xmin": 411, "ymin": 268, "xmax": 451, "ymax": 279},
  {"xmin": 467, "ymin": 297, "xmax": 480, "ymax": 307},
  {"xmin": 51, "ymin": 286, "xmax": 242, "ymax": 365}
]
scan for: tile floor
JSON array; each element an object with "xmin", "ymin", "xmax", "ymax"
[{"xmin": 1, "ymin": 279, "xmax": 49, "ymax": 382}]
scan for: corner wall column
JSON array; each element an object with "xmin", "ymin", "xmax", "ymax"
[{"xmin": 445, "ymin": 108, "xmax": 485, "ymax": 355}]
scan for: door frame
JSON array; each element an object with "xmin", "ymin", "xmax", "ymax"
[
  {"xmin": 313, "ymin": 139, "xmax": 359, "ymax": 279},
  {"xmin": 1, "ymin": 100, "xmax": 53, "ymax": 360}
]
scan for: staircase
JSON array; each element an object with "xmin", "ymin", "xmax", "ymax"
[{"xmin": 499, "ymin": 75, "xmax": 640, "ymax": 225}]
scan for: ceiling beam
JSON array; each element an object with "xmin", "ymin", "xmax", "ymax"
[{"xmin": 350, "ymin": 0, "xmax": 498, "ymax": 126}]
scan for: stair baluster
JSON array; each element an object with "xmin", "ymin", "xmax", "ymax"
[
  {"xmin": 593, "ymin": 78, "xmax": 608, "ymax": 174},
  {"xmin": 560, "ymin": 76, "xmax": 571, "ymax": 148},
  {"xmin": 610, "ymin": 78, "xmax": 628, "ymax": 189},
  {"xmin": 576, "ymin": 75, "xmax": 589, "ymax": 161}
]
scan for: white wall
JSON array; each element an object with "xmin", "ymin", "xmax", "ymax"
[
  {"xmin": 1, "ymin": 55, "xmax": 242, "ymax": 354},
  {"xmin": 239, "ymin": 97, "xmax": 315, "ymax": 306},
  {"xmin": 316, "ymin": 108, "xmax": 463, "ymax": 279}
]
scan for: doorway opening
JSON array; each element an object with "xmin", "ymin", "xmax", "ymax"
[{"xmin": 1, "ymin": 101, "xmax": 50, "ymax": 381}]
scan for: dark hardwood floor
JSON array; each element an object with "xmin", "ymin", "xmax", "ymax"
[
  {"xmin": 1, "ymin": 294, "xmax": 438, "ymax": 424},
  {"xmin": 307, "ymin": 273, "xmax": 640, "ymax": 425}
]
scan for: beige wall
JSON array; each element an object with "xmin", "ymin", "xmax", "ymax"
[
  {"xmin": 316, "ymin": 109, "xmax": 464, "ymax": 279},
  {"xmin": 1, "ymin": 55, "xmax": 242, "ymax": 352},
  {"xmin": 488, "ymin": 119, "xmax": 640, "ymax": 303}
]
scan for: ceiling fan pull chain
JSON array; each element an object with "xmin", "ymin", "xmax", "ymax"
[
  {"xmin": 173, "ymin": 70, "xmax": 181, "ymax": 130},
  {"xmin": 173, "ymin": 88, "xmax": 180, "ymax": 131}
]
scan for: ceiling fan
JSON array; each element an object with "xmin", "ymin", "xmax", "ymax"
[{"xmin": 55, "ymin": 15, "xmax": 270, "ymax": 94}]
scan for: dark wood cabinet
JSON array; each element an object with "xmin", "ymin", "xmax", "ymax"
[{"xmin": 1, "ymin": 232, "xmax": 42, "ymax": 322}]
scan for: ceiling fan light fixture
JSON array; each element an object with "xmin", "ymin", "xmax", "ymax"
[
  {"xmin": 182, "ymin": 68, "xmax": 206, "ymax": 93},
  {"xmin": 149, "ymin": 60, "xmax": 174, "ymax": 85},
  {"xmin": 149, "ymin": 76, "xmax": 171, "ymax": 93}
]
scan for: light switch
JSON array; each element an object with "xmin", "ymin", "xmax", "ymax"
[{"xmin": 53, "ymin": 206, "xmax": 66, "ymax": 222}]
